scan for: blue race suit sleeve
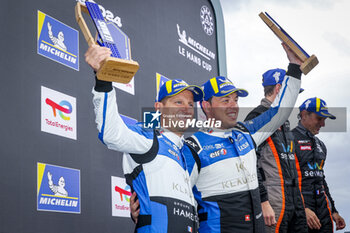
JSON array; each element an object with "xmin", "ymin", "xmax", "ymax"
[{"xmin": 92, "ymin": 80, "xmax": 153, "ymax": 154}]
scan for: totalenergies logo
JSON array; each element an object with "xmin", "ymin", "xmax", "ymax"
[
  {"xmin": 46, "ymin": 98, "xmax": 72, "ymax": 120},
  {"xmin": 115, "ymin": 185, "xmax": 131, "ymax": 202},
  {"xmin": 307, "ymin": 160, "xmax": 324, "ymax": 170}
]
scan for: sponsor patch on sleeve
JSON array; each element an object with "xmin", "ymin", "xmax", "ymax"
[{"xmin": 300, "ymin": 145, "xmax": 312, "ymax": 151}]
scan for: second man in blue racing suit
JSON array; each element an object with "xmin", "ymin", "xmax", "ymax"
[{"xmin": 183, "ymin": 43, "xmax": 303, "ymax": 233}]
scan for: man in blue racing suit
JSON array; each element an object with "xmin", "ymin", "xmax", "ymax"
[
  {"xmin": 85, "ymin": 44, "xmax": 204, "ymax": 233},
  {"xmin": 183, "ymin": 43, "xmax": 303, "ymax": 233}
]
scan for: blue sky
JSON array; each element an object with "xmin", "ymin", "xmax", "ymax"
[{"xmin": 220, "ymin": 0, "xmax": 350, "ymax": 231}]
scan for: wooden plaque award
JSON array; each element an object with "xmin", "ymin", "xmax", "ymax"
[
  {"xmin": 75, "ymin": 1, "xmax": 139, "ymax": 83},
  {"xmin": 259, "ymin": 12, "xmax": 318, "ymax": 75}
]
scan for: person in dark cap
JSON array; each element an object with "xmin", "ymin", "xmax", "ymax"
[{"xmin": 293, "ymin": 97, "xmax": 346, "ymax": 233}]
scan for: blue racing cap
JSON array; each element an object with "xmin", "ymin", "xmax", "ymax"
[
  {"xmin": 262, "ymin": 68, "xmax": 304, "ymax": 93},
  {"xmin": 156, "ymin": 79, "xmax": 204, "ymax": 102},
  {"xmin": 299, "ymin": 97, "xmax": 336, "ymax": 119},
  {"xmin": 262, "ymin": 68, "xmax": 286, "ymax": 86},
  {"xmin": 202, "ymin": 76, "xmax": 248, "ymax": 101}
]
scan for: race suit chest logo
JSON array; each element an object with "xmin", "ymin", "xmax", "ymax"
[
  {"xmin": 168, "ymin": 149, "xmax": 180, "ymax": 161},
  {"xmin": 222, "ymin": 161, "xmax": 257, "ymax": 189},
  {"xmin": 305, "ymin": 161, "xmax": 324, "ymax": 177},
  {"xmin": 280, "ymin": 141, "xmax": 294, "ymax": 160},
  {"xmin": 162, "ymin": 137, "xmax": 180, "ymax": 153},
  {"xmin": 202, "ymin": 143, "xmax": 224, "ymax": 151},
  {"xmin": 209, "ymin": 148, "xmax": 227, "ymax": 158},
  {"xmin": 298, "ymin": 140, "xmax": 310, "ymax": 144},
  {"xmin": 237, "ymin": 141, "xmax": 249, "ymax": 151},
  {"xmin": 161, "ymin": 138, "xmax": 181, "ymax": 161},
  {"xmin": 298, "ymin": 140, "xmax": 312, "ymax": 151},
  {"xmin": 173, "ymin": 201, "xmax": 197, "ymax": 225},
  {"xmin": 184, "ymin": 139, "xmax": 199, "ymax": 151},
  {"xmin": 202, "ymin": 144, "xmax": 214, "ymax": 150},
  {"xmin": 300, "ymin": 145, "xmax": 312, "ymax": 151},
  {"xmin": 232, "ymin": 133, "xmax": 252, "ymax": 154},
  {"xmin": 280, "ymin": 153, "xmax": 295, "ymax": 160},
  {"xmin": 172, "ymin": 174, "xmax": 192, "ymax": 200},
  {"xmin": 233, "ymin": 137, "xmax": 251, "ymax": 154},
  {"xmin": 172, "ymin": 182, "xmax": 191, "ymax": 197}
]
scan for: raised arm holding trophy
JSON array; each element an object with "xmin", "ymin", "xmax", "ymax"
[{"xmin": 75, "ymin": 1, "xmax": 139, "ymax": 83}]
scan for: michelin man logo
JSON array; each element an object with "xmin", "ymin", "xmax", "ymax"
[
  {"xmin": 177, "ymin": 24, "xmax": 188, "ymax": 45},
  {"xmin": 47, "ymin": 22, "xmax": 67, "ymax": 51},
  {"xmin": 47, "ymin": 171, "xmax": 68, "ymax": 197},
  {"xmin": 200, "ymin": 5, "xmax": 214, "ymax": 36},
  {"xmin": 273, "ymin": 72, "xmax": 281, "ymax": 84}
]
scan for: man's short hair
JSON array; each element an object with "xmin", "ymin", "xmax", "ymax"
[
  {"xmin": 161, "ymin": 96, "xmax": 170, "ymax": 104},
  {"xmin": 298, "ymin": 110, "xmax": 312, "ymax": 120},
  {"xmin": 201, "ymin": 97, "xmax": 213, "ymax": 117},
  {"xmin": 264, "ymin": 85, "xmax": 276, "ymax": 97}
]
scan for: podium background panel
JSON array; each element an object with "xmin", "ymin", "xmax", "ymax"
[{"xmin": 0, "ymin": 0, "xmax": 224, "ymax": 232}]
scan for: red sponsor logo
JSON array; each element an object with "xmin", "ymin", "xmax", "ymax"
[
  {"xmin": 245, "ymin": 214, "xmax": 251, "ymax": 221},
  {"xmin": 221, "ymin": 149, "xmax": 227, "ymax": 155},
  {"xmin": 115, "ymin": 185, "xmax": 132, "ymax": 201},
  {"xmin": 300, "ymin": 145, "xmax": 312, "ymax": 151}
]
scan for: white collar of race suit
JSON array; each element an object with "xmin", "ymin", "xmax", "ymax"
[
  {"xmin": 160, "ymin": 128, "xmax": 184, "ymax": 148},
  {"xmin": 199, "ymin": 127, "xmax": 234, "ymax": 138}
]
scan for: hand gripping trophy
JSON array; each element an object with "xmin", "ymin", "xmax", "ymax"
[{"xmin": 75, "ymin": 1, "xmax": 139, "ymax": 83}]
